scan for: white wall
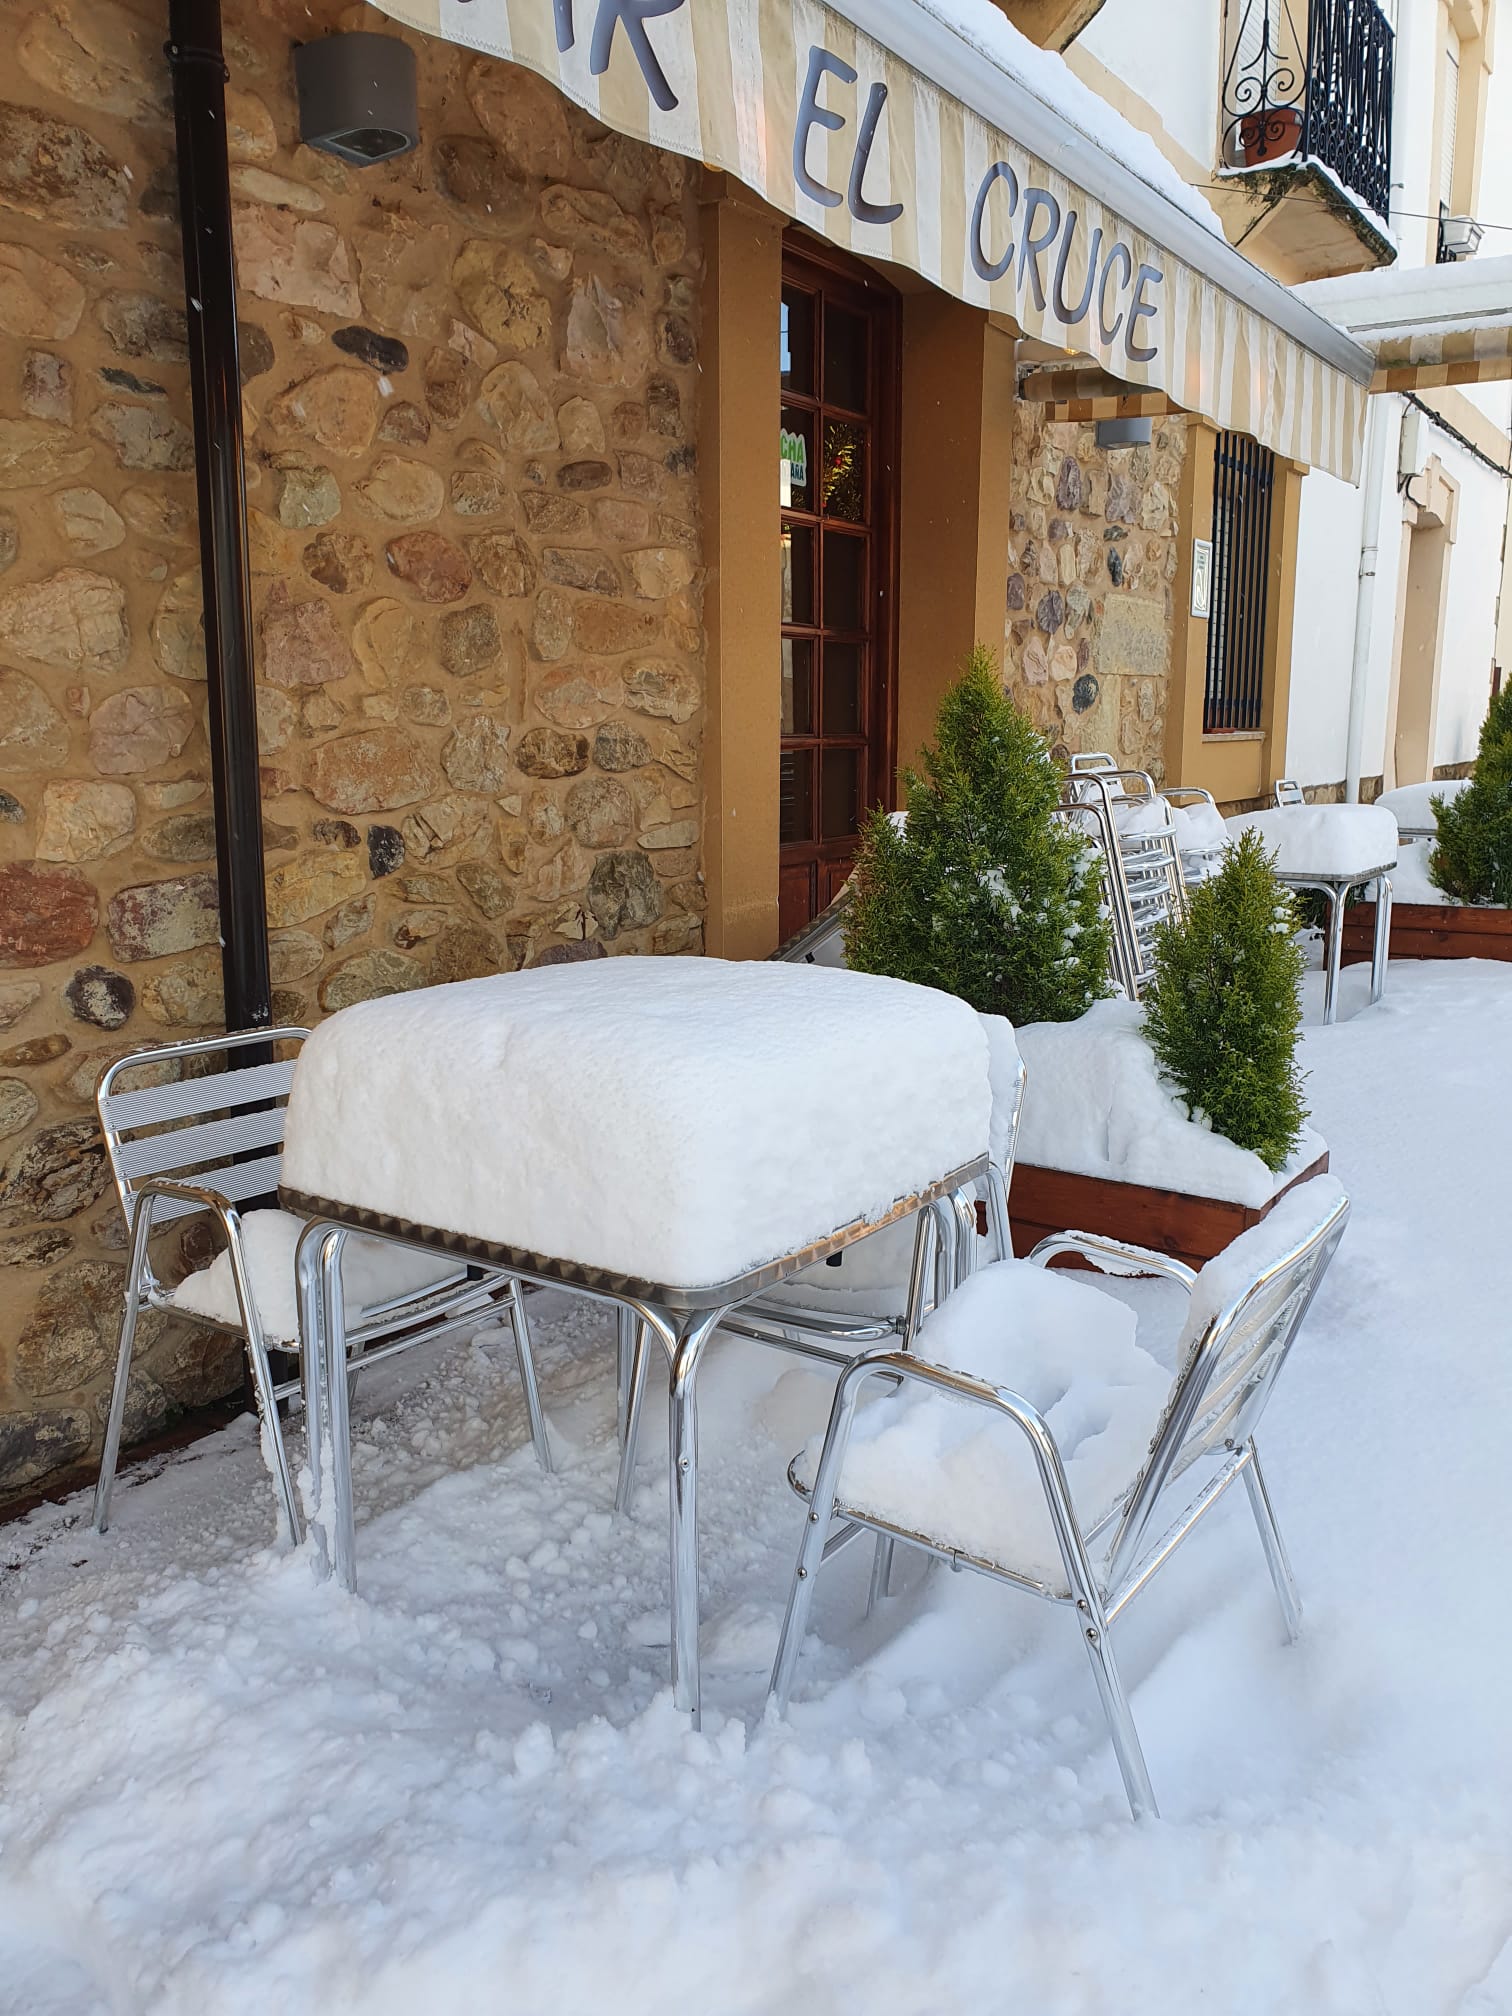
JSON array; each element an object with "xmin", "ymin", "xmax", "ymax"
[
  {"xmin": 1287, "ymin": 469, "xmax": 1368, "ymax": 786},
  {"xmin": 1432, "ymin": 445, "xmax": 1505, "ymax": 764},
  {"xmin": 1075, "ymin": 0, "xmax": 1222, "ymax": 174}
]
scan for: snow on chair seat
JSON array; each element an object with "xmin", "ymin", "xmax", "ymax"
[
  {"xmin": 789, "ymin": 1260, "xmax": 1169, "ymax": 1591},
  {"xmin": 770, "ymin": 1174, "xmax": 1350, "ymax": 1820},
  {"xmin": 91, "ymin": 1027, "xmax": 551, "ymax": 1548},
  {"xmin": 171, "ymin": 1207, "xmax": 458, "ymax": 1347}
]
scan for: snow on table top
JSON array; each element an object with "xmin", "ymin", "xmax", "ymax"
[
  {"xmin": 1374, "ymin": 780, "xmax": 1471, "ymax": 831},
  {"xmin": 280, "ymin": 958, "xmax": 992, "ymax": 1291},
  {"xmin": 1226, "ymin": 804, "xmax": 1398, "ymax": 879},
  {"xmin": 1016, "ymin": 997, "xmax": 1325, "ymax": 1208}
]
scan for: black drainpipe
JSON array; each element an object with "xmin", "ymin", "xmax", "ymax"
[{"xmin": 168, "ymin": 0, "xmax": 273, "ymax": 1038}]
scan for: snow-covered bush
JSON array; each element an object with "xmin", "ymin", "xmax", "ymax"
[
  {"xmin": 845, "ymin": 646, "xmax": 1111, "ymax": 1024},
  {"xmin": 1142, "ymin": 828, "xmax": 1307, "ymax": 1173},
  {"xmin": 1430, "ymin": 685, "xmax": 1512, "ymax": 906}
]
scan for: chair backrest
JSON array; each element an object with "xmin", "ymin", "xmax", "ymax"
[
  {"xmin": 1274, "ymin": 778, "xmax": 1306, "ymax": 808},
  {"xmin": 97, "ymin": 1028, "xmax": 310, "ymax": 1284},
  {"xmin": 769, "ymin": 884, "xmax": 854, "ymax": 968},
  {"xmin": 1105, "ymin": 1175, "xmax": 1349, "ymax": 1589}
]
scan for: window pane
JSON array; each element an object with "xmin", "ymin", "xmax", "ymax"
[
  {"xmin": 781, "ymin": 638, "xmax": 815, "ymax": 737},
  {"xmin": 823, "ymin": 530, "xmax": 865, "ymax": 632},
  {"xmin": 781, "ymin": 286, "xmax": 815, "ymax": 396},
  {"xmin": 781, "ymin": 523, "xmax": 814, "ymax": 626},
  {"xmin": 822, "ymin": 642, "xmax": 863, "ymax": 736},
  {"xmin": 823, "ymin": 303, "xmax": 867, "ymax": 411},
  {"xmin": 780, "ymin": 749, "xmax": 814, "ymax": 844},
  {"xmin": 780, "ymin": 404, "xmax": 814, "ymax": 513},
  {"xmin": 820, "ymin": 747, "xmax": 860, "ymax": 840},
  {"xmin": 821, "ymin": 418, "xmax": 867, "ymax": 521}
]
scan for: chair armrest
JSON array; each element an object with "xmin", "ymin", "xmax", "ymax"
[{"xmin": 1026, "ymin": 1229, "xmax": 1197, "ymax": 1292}]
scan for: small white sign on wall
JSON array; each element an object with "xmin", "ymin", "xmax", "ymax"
[{"xmin": 1191, "ymin": 538, "xmax": 1213, "ymax": 619}]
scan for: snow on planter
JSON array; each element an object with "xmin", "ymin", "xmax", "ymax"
[
  {"xmin": 280, "ymin": 959, "xmax": 993, "ymax": 1289},
  {"xmin": 1015, "ymin": 998, "xmax": 1326, "ymax": 1209},
  {"xmin": 1224, "ymin": 804, "xmax": 1398, "ymax": 879}
]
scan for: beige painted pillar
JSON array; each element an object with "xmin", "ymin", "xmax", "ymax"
[
  {"xmin": 698, "ymin": 177, "xmax": 784, "ymax": 959},
  {"xmin": 895, "ymin": 297, "xmax": 1016, "ymax": 779}
]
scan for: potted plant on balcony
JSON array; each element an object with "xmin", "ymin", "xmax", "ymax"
[
  {"xmin": 1343, "ymin": 686, "xmax": 1512, "ymax": 964},
  {"xmin": 1010, "ymin": 830, "xmax": 1329, "ymax": 1269},
  {"xmin": 1239, "ymin": 103, "xmax": 1304, "ymax": 167}
]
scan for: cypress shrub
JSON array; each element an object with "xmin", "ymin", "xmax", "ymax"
[
  {"xmin": 1143, "ymin": 828, "xmax": 1308, "ymax": 1172},
  {"xmin": 1430, "ymin": 684, "xmax": 1512, "ymax": 906},
  {"xmin": 845, "ymin": 646, "xmax": 1111, "ymax": 1024}
]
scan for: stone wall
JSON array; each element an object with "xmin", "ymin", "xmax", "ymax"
[
  {"xmin": 1004, "ymin": 399, "xmax": 1184, "ymax": 782},
  {"xmin": 0, "ymin": 0, "xmax": 705, "ymax": 1498}
]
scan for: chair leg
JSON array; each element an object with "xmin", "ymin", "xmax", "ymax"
[
  {"xmin": 614, "ymin": 1317, "xmax": 651, "ymax": 1515},
  {"xmin": 1242, "ymin": 1442, "xmax": 1303, "ymax": 1642},
  {"xmin": 507, "ymin": 1279, "xmax": 553, "ymax": 1474},
  {"xmin": 1370, "ymin": 873, "xmax": 1392, "ymax": 1006},
  {"xmin": 865, "ymin": 1533, "xmax": 896, "ymax": 1617},
  {"xmin": 1071, "ymin": 1593, "xmax": 1158, "ymax": 1821},
  {"xmin": 92, "ymin": 1197, "xmax": 156, "ymax": 1535},
  {"xmin": 244, "ymin": 1320, "xmax": 303, "ymax": 1546}
]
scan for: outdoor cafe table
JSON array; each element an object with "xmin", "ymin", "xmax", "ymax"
[{"xmin": 278, "ymin": 957, "xmax": 993, "ymax": 1723}]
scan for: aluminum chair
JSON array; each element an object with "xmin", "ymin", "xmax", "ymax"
[
  {"xmin": 92, "ymin": 1027, "xmax": 551, "ymax": 1542},
  {"xmin": 769, "ymin": 1175, "xmax": 1350, "ymax": 1820},
  {"xmin": 1273, "ymin": 778, "xmax": 1306, "ymax": 807},
  {"xmin": 1062, "ymin": 760, "xmax": 1188, "ymax": 996}
]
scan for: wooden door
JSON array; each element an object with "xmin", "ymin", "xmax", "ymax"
[{"xmin": 778, "ymin": 241, "xmax": 900, "ymax": 941}]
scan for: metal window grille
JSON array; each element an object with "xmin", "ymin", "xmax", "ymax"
[{"xmin": 1204, "ymin": 433, "xmax": 1276, "ymax": 735}]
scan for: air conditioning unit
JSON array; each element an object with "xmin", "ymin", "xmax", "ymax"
[{"xmin": 1438, "ymin": 214, "xmax": 1484, "ymax": 261}]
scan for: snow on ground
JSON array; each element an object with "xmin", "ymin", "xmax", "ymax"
[{"xmin": 2, "ymin": 960, "xmax": 1511, "ymax": 2013}]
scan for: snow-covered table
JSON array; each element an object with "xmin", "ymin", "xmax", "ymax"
[
  {"xmin": 280, "ymin": 957, "xmax": 992, "ymax": 1721},
  {"xmin": 1226, "ymin": 806, "xmax": 1398, "ymax": 1024}
]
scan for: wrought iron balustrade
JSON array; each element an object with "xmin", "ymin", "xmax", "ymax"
[{"xmin": 1221, "ymin": 0, "xmax": 1395, "ymax": 223}]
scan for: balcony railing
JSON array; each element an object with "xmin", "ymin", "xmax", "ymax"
[{"xmin": 1221, "ymin": 0, "xmax": 1395, "ymax": 224}]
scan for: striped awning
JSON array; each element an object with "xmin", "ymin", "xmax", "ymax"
[
  {"xmin": 376, "ymin": 0, "xmax": 1374, "ymax": 480},
  {"xmin": 1297, "ymin": 256, "xmax": 1512, "ymax": 396}
]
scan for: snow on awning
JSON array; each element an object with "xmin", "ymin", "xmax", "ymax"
[
  {"xmin": 1296, "ymin": 257, "xmax": 1512, "ymax": 394},
  {"xmin": 372, "ymin": 0, "xmax": 1374, "ymax": 480}
]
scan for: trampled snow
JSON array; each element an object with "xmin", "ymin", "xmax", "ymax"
[
  {"xmin": 2, "ymin": 961, "xmax": 1511, "ymax": 2013},
  {"xmin": 1226, "ymin": 804, "xmax": 1399, "ymax": 879},
  {"xmin": 280, "ymin": 959, "xmax": 992, "ymax": 1289},
  {"xmin": 1015, "ymin": 997, "xmax": 1325, "ymax": 1205}
]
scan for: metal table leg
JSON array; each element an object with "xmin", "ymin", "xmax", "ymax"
[
  {"xmin": 1370, "ymin": 872, "xmax": 1392, "ymax": 1004},
  {"xmin": 1321, "ymin": 884, "xmax": 1346, "ymax": 1026},
  {"xmin": 661, "ymin": 1303, "xmax": 727, "ymax": 1725}
]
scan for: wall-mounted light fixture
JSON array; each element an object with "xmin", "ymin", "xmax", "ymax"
[
  {"xmin": 1095, "ymin": 415, "xmax": 1153, "ymax": 450},
  {"xmin": 294, "ymin": 32, "xmax": 419, "ymax": 166}
]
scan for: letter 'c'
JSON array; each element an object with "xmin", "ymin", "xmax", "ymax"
[
  {"xmin": 970, "ymin": 160, "xmax": 1019, "ymax": 283},
  {"xmin": 1098, "ymin": 240, "xmax": 1133, "ymax": 347}
]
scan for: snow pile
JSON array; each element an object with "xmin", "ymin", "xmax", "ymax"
[
  {"xmin": 1226, "ymin": 804, "xmax": 1398, "ymax": 878},
  {"xmin": 1109, "ymin": 796, "xmax": 1172, "ymax": 839},
  {"xmin": 1374, "ymin": 779, "xmax": 1471, "ymax": 832},
  {"xmin": 281, "ymin": 959, "xmax": 992, "ymax": 1289},
  {"xmin": 1, "ymin": 962, "xmax": 1512, "ymax": 2009},
  {"xmin": 793, "ymin": 1258, "xmax": 1168, "ymax": 1585},
  {"xmin": 1016, "ymin": 997, "xmax": 1325, "ymax": 1205},
  {"xmin": 915, "ymin": 0, "xmax": 1223, "ymax": 235},
  {"xmin": 171, "ymin": 1209, "xmax": 461, "ymax": 1345}
]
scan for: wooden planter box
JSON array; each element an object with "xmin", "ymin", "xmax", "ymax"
[
  {"xmin": 1343, "ymin": 901, "xmax": 1512, "ymax": 964},
  {"xmin": 1008, "ymin": 1150, "xmax": 1332, "ymax": 1273}
]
